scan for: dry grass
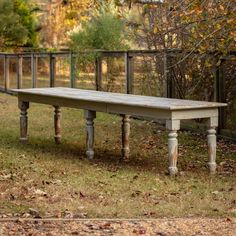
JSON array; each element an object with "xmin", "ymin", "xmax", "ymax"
[{"xmin": 0, "ymin": 93, "xmax": 235, "ymax": 219}]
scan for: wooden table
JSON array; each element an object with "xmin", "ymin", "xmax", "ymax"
[{"xmin": 13, "ymin": 87, "xmax": 227, "ymax": 175}]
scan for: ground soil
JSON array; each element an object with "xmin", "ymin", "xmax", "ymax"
[{"xmin": 0, "ymin": 218, "xmax": 236, "ymax": 235}]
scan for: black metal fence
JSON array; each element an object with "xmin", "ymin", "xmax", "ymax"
[{"xmin": 0, "ymin": 50, "xmax": 235, "ymax": 139}]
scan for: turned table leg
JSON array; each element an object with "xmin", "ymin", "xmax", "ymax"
[
  {"xmin": 207, "ymin": 117, "xmax": 218, "ymax": 174},
  {"xmin": 54, "ymin": 106, "xmax": 61, "ymax": 144},
  {"xmin": 121, "ymin": 114, "xmax": 130, "ymax": 160},
  {"xmin": 166, "ymin": 120, "xmax": 180, "ymax": 176},
  {"xmin": 19, "ymin": 101, "xmax": 29, "ymax": 143},
  {"xmin": 84, "ymin": 110, "xmax": 96, "ymax": 159}
]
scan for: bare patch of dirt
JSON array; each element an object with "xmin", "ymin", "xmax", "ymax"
[{"xmin": 0, "ymin": 218, "xmax": 235, "ymax": 235}]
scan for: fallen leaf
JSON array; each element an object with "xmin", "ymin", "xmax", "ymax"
[
  {"xmin": 34, "ymin": 189, "xmax": 47, "ymax": 196},
  {"xmin": 212, "ymin": 191, "xmax": 219, "ymax": 195},
  {"xmin": 133, "ymin": 228, "xmax": 146, "ymax": 234},
  {"xmin": 79, "ymin": 192, "xmax": 86, "ymax": 198},
  {"xmin": 0, "ymin": 174, "xmax": 12, "ymax": 180},
  {"xmin": 133, "ymin": 175, "xmax": 139, "ymax": 180},
  {"xmin": 29, "ymin": 208, "xmax": 41, "ymax": 218},
  {"xmin": 99, "ymin": 222, "xmax": 111, "ymax": 229}
]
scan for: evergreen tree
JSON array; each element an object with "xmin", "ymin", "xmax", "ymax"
[
  {"xmin": 0, "ymin": 0, "xmax": 38, "ymax": 50},
  {"xmin": 68, "ymin": 1, "xmax": 128, "ymax": 51}
]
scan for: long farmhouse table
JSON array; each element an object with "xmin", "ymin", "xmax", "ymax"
[{"xmin": 13, "ymin": 87, "xmax": 227, "ymax": 175}]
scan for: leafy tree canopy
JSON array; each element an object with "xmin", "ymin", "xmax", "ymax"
[
  {"xmin": 125, "ymin": 0, "xmax": 236, "ymax": 54},
  {"xmin": 68, "ymin": 1, "xmax": 129, "ymax": 51},
  {"xmin": 0, "ymin": 0, "xmax": 38, "ymax": 50}
]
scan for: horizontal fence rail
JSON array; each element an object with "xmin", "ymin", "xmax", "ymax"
[{"xmin": 0, "ymin": 49, "xmax": 235, "ymax": 140}]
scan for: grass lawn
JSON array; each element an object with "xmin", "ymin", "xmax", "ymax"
[{"xmin": 0, "ymin": 93, "xmax": 235, "ymax": 219}]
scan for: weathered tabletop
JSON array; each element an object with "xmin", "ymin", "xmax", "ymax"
[
  {"xmin": 13, "ymin": 87, "xmax": 225, "ymax": 110},
  {"xmin": 13, "ymin": 87, "xmax": 227, "ymax": 175}
]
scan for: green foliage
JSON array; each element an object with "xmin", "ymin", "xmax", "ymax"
[
  {"xmin": 14, "ymin": 0, "xmax": 38, "ymax": 47},
  {"xmin": 68, "ymin": 1, "xmax": 129, "ymax": 51},
  {"xmin": 0, "ymin": 0, "xmax": 38, "ymax": 50}
]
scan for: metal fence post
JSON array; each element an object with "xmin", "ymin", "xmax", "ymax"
[{"xmin": 125, "ymin": 52, "xmax": 134, "ymax": 94}]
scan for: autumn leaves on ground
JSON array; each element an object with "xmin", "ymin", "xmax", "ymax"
[{"xmin": 0, "ymin": 93, "xmax": 235, "ymax": 221}]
